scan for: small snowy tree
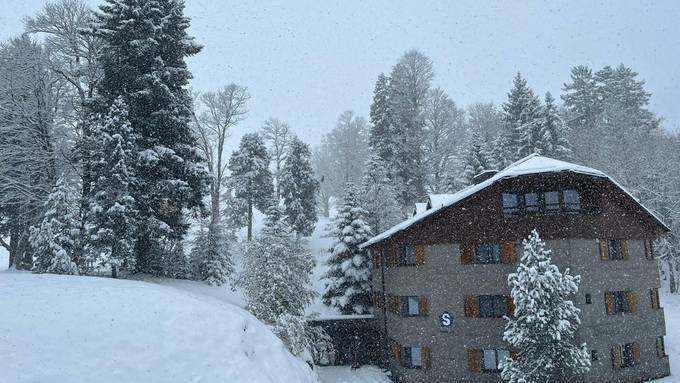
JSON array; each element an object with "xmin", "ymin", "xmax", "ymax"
[
  {"xmin": 279, "ymin": 136, "xmax": 319, "ymax": 237},
  {"xmin": 89, "ymin": 97, "xmax": 138, "ymax": 278},
  {"xmin": 502, "ymin": 230, "xmax": 590, "ymax": 382},
  {"xmin": 360, "ymin": 155, "xmax": 402, "ymax": 234},
  {"xmin": 462, "ymin": 130, "xmax": 493, "ymax": 184},
  {"xmin": 237, "ymin": 205, "xmax": 317, "ymax": 356},
  {"xmin": 538, "ymin": 92, "xmax": 572, "ymax": 160},
  {"xmin": 323, "ymin": 183, "xmax": 374, "ymax": 315},
  {"xmin": 30, "ymin": 176, "xmax": 80, "ymax": 275},
  {"xmin": 162, "ymin": 239, "xmax": 191, "ymax": 279},
  {"xmin": 190, "ymin": 221, "xmax": 234, "ymax": 285}
]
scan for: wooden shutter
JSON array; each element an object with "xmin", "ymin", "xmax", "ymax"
[
  {"xmin": 611, "ymin": 345, "xmax": 622, "ymax": 369},
  {"xmin": 501, "ymin": 240, "xmax": 517, "ymax": 264},
  {"xmin": 392, "ymin": 341, "xmax": 402, "ymax": 363},
  {"xmin": 645, "ymin": 239, "xmax": 654, "ymax": 260},
  {"xmin": 422, "ymin": 347, "xmax": 432, "ymax": 369},
  {"xmin": 464, "ymin": 295, "xmax": 479, "ymax": 317},
  {"xmin": 389, "ymin": 245, "xmax": 398, "ymax": 268},
  {"xmin": 633, "ymin": 342, "xmax": 641, "ymax": 364},
  {"xmin": 468, "ymin": 349, "xmax": 482, "ymax": 373},
  {"xmin": 419, "ymin": 295, "xmax": 429, "ymax": 317},
  {"xmin": 506, "ymin": 296, "xmax": 515, "ymax": 317},
  {"xmin": 599, "ymin": 239, "xmax": 609, "ymax": 260},
  {"xmin": 387, "ymin": 294, "xmax": 400, "ymax": 315},
  {"xmin": 651, "ymin": 288, "xmax": 660, "ymax": 309},
  {"xmin": 622, "ymin": 240, "xmax": 630, "ymax": 260},
  {"xmin": 626, "ymin": 291, "xmax": 637, "ymax": 313},
  {"xmin": 461, "ymin": 241, "xmax": 474, "ymax": 264},
  {"xmin": 657, "ymin": 337, "xmax": 666, "ymax": 357},
  {"xmin": 415, "ymin": 245, "xmax": 425, "ymax": 266},
  {"xmin": 605, "ymin": 292, "xmax": 615, "ymax": 315}
]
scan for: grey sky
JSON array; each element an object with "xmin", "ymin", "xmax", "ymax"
[{"xmin": 2, "ymin": 0, "xmax": 680, "ymax": 146}]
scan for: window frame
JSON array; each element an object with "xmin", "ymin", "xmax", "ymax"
[
  {"xmin": 608, "ymin": 240, "xmax": 624, "ymax": 261},
  {"xmin": 398, "ymin": 245, "xmax": 417, "ymax": 267},
  {"xmin": 474, "ymin": 243, "xmax": 501, "ymax": 264},
  {"xmin": 402, "ymin": 346, "xmax": 423, "ymax": 369},
  {"xmin": 478, "ymin": 295, "xmax": 507, "ymax": 318},
  {"xmin": 621, "ymin": 343, "xmax": 636, "ymax": 368},
  {"xmin": 501, "ymin": 189, "xmax": 585, "ymax": 216},
  {"xmin": 400, "ymin": 296, "xmax": 420, "ymax": 317},
  {"xmin": 563, "ymin": 189, "xmax": 581, "ymax": 211},
  {"xmin": 481, "ymin": 349, "xmax": 510, "ymax": 372}
]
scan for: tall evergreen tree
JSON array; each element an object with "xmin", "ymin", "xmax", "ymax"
[
  {"xmin": 360, "ymin": 155, "xmax": 402, "ymax": 234},
  {"xmin": 323, "ymin": 183, "xmax": 373, "ymax": 315},
  {"xmin": 279, "ymin": 136, "xmax": 319, "ymax": 237},
  {"xmin": 502, "ymin": 230, "xmax": 590, "ymax": 382},
  {"xmin": 500, "ymin": 73, "xmax": 542, "ymax": 164},
  {"xmin": 92, "ymin": 0, "xmax": 208, "ymax": 273},
  {"xmin": 562, "ymin": 65, "xmax": 600, "ymax": 165},
  {"xmin": 369, "ymin": 73, "xmax": 396, "ymax": 166},
  {"xmin": 30, "ymin": 176, "xmax": 80, "ymax": 275},
  {"xmin": 190, "ymin": 221, "xmax": 233, "ymax": 285},
  {"xmin": 462, "ymin": 131, "xmax": 493, "ymax": 184},
  {"xmin": 228, "ymin": 133, "xmax": 274, "ymax": 241},
  {"xmin": 89, "ymin": 97, "xmax": 138, "ymax": 278},
  {"xmin": 538, "ymin": 92, "xmax": 572, "ymax": 160}
]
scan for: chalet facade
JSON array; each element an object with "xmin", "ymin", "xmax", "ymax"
[{"xmin": 360, "ymin": 154, "xmax": 671, "ymax": 383}]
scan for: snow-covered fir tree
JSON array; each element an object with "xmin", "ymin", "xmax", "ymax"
[
  {"xmin": 369, "ymin": 73, "xmax": 396, "ymax": 167},
  {"xmin": 323, "ymin": 183, "xmax": 374, "ymax": 315},
  {"xmin": 190, "ymin": 220, "xmax": 233, "ymax": 285},
  {"xmin": 538, "ymin": 92, "xmax": 572, "ymax": 160},
  {"xmin": 360, "ymin": 155, "xmax": 402, "ymax": 234},
  {"xmin": 30, "ymin": 176, "xmax": 80, "ymax": 275},
  {"xmin": 237, "ymin": 205, "xmax": 316, "ymax": 355},
  {"xmin": 227, "ymin": 133, "xmax": 274, "ymax": 241},
  {"xmin": 462, "ymin": 130, "xmax": 493, "ymax": 185},
  {"xmin": 279, "ymin": 136, "xmax": 319, "ymax": 237},
  {"xmin": 89, "ymin": 97, "xmax": 137, "ymax": 278},
  {"xmin": 500, "ymin": 73, "xmax": 542, "ymax": 164},
  {"xmin": 92, "ymin": 0, "xmax": 208, "ymax": 274},
  {"xmin": 162, "ymin": 239, "xmax": 192, "ymax": 279},
  {"xmin": 502, "ymin": 230, "xmax": 590, "ymax": 382}
]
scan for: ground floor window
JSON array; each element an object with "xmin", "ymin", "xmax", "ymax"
[
  {"xmin": 482, "ymin": 349, "xmax": 510, "ymax": 372},
  {"xmin": 612, "ymin": 342, "xmax": 640, "ymax": 369}
]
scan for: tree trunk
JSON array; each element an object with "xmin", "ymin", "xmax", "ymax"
[
  {"xmin": 247, "ymin": 199, "xmax": 253, "ymax": 241},
  {"xmin": 111, "ymin": 265, "xmax": 118, "ymax": 279}
]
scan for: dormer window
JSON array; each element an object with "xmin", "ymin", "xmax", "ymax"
[
  {"xmin": 502, "ymin": 189, "xmax": 583, "ymax": 216},
  {"xmin": 502, "ymin": 193, "xmax": 519, "ymax": 216},
  {"xmin": 544, "ymin": 191, "xmax": 560, "ymax": 211},
  {"xmin": 523, "ymin": 193, "xmax": 540, "ymax": 213},
  {"xmin": 563, "ymin": 190, "xmax": 581, "ymax": 211}
]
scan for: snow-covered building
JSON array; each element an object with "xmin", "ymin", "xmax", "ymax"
[{"xmin": 361, "ymin": 154, "xmax": 670, "ymax": 383}]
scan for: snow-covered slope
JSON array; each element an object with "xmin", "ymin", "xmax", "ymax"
[
  {"xmin": 0, "ymin": 246, "xmax": 7, "ymax": 271},
  {"xmin": 0, "ymin": 272, "xmax": 316, "ymax": 383},
  {"xmin": 656, "ymin": 293, "xmax": 680, "ymax": 382}
]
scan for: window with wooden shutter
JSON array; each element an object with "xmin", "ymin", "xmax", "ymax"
[
  {"xmin": 605, "ymin": 292, "xmax": 615, "ymax": 315},
  {"xmin": 611, "ymin": 345, "xmax": 622, "ymax": 369},
  {"xmin": 461, "ymin": 241, "xmax": 474, "ymax": 264},
  {"xmin": 651, "ymin": 288, "xmax": 660, "ymax": 309},
  {"xmin": 632, "ymin": 342, "xmax": 641, "ymax": 364},
  {"xmin": 622, "ymin": 240, "xmax": 630, "ymax": 260},
  {"xmin": 422, "ymin": 347, "xmax": 432, "ymax": 369},
  {"xmin": 392, "ymin": 340, "xmax": 402, "ymax": 363},
  {"xmin": 501, "ymin": 241, "xmax": 517, "ymax": 264},
  {"xmin": 418, "ymin": 295, "xmax": 429, "ymax": 317},
  {"xmin": 599, "ymin": 239, "xmax": 609, "ymax": 260},
  {"xmin": 626, "ymin": 291, "xmax": 637, "ymax": 313},
  {"xmin": 464, "ymin": 295, "xmax": 479, "ymax": 317},
  {"xmin": 415, "ymin": 245, "xmax": 425, "ymax": 266},
  {"xmin": 388, "ymin": 245, "xmax": 398, "ymax": 268},
  {"xmin": 657, "ymin": 337, "xmax": 666, "ymax": 357},
  {"xmin": 506, "ymin": 296, "xmax": 515, "ymax": 317},
  {"xmin": 468, "ymin": 349, "xmax": 482, "ymax": 372},
  {"xmin": 645, "ymin": 239, "xmax": 655, "ymax": 260}
]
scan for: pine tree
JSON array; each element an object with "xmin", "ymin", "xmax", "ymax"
[
  {"xmin": 162, "ymin": 239, "xmax": 191, "ymax": 279},
  {"xmin": 538, "ymin": 92, "xmax": 572, "ymax": 160},
  {"xmin": 369, "ymin": 73, "xmax": 396, "ymax": 166},
  {"xmin": 501, "ymin": 73, "xmax": 542, "ymax": 163},
  {"xmin": 227, "ymin": 133, "xmax": 274, "ymax": 241},
  {"xmin": 462, "ymin": 131, "xmax": 493, "ymax": 184},
  {"xmin": 190, "ymin": 220, "xmax": 233, "ymax": 285},
  {"xmin": 92, "ymin": 0, "xmax": 208, "ymax": 273},
  {"xmin": 30, "ymin": 176, "xmax": 80, "ymax": 275},
  {"xmin": 323, "ymin": 183, "xmax": 374, "ymax": 315},
  {"xmin": 360, "ymin": 155, "xmax": 402, "ymax": 234},
  {"xmin": 502, "ymin": 230, "xmax": 590, "ymax": 382},
  {"xmin": 237, "ymin": 205, "xmax": 316, "ymax": 355},
  {"xmin": 279, "ymin": 136, "xmax": 319, "ymax": 237},
  {"xmin": 89, "ymin": 97, "xmax": 137, "ymax": 278}
]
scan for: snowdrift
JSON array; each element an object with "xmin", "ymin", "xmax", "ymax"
[{"xmin": 0, "ymin": 272, "xmax": 317, "ymax": 383}]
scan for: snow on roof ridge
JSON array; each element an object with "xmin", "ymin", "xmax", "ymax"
[{"xmin": 360, "ymin": 154, "xmax": 667, "ymax": 249}]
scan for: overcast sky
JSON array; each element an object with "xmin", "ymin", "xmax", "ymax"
[{"xmin": 2, "ymin": 0, "xmax": 680, "ymax": 145}]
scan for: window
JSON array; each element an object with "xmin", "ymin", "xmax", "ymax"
[
  {"xmin": 608, "ymin": 240, "xmax": 624, "ymax": 260},
  {"xmin": 586, "ymin": 294, "xmax": 592, "ymax": 304},
  {"xmin": 651, "ymin": 288, "xmax": 661, "ymax": 309},
  {"xmin": 398, "ymin": 245, "xmax": 416, "ymax": 266},
  {"xmin": 614, "ymin": 291, "xmax": 629, "ymax": 313},
  {"xmin": 475, "ymin": 243, "xmax": 501, "ymax": 264},
  {"xmin": 657, "ymin": 337, "xmax": 666, "ymax": 357},
  {"xmin": 523, "ymin": 193, "xmax": 539, "ymax": 213},
  {"xmin": 621, "ymin": 343, "xmax": 636, "ymax": 368},
  {"xmin": 544, "ymin": 191, "xmax": 560, "ymax": 211},
  {"xmin": 401, "ymin": 296, "xmax": 420, "ymax": 317},
  {"xmin": 479, "ymin": 295, "xmax": 507, "ymax": 318},
  {"xmin": 502, "ymin": 193, "xmax": 519, "ymax": 216},
  {"xmin": 402, "ymin": 346, "xmax": 422, "ymax": 369},
  {"xmin": 563, "ymin": 190, "xmax": 581, "ymax": 211},
  {"xmin": 606, "ymin": 291, "xmax": 636, "ymax": 314},
  {"xmin": 591, "ymin": 350, "xmax": 599, "ymax": 361},
  {"xmin": 482, "ymin": 349, "xmax": 510, "ymax": 372},
  {"xmin": 612, "ymin": 342, "xmax": 639, "ymax": 369}
]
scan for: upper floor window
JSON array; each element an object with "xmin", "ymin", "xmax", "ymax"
[
  {"xmin": 608, "ymin": 240, "xmax": 624, "ymax": 260},
  {"xmin": 563, "ymin": 189, "xmax": 581, "ymax": 211},
  {"xmin": 475, "ymin": 243, "xmax": 501, "ymax": 264},
  {"xmin": 401, "ymin": 296, "xmax": 420, "ymax": 317},
  {"xmin": 600, "ymin": 239, "xmax": 629, "ymax": 261},
  {"xmin": 398, "ymin": 245, "xmax": 416, "ymax": 266},
  {"xmin": 502, "ymin": 193, "xmax": 520, "ymax": 216},
  {"xmin": 479, "ymin": 295, "xmax": 508, "ymax": 318},
  {"xmin": 502, "ymin": 189, "xmax": 582, "ymax": 216},
  {"xmin": 483, "ymin": 349, "xmax": 510, "ymax": 372},
  {"xmin": 403, "ymin": 346, "xmax": 423, "ymax": 369},
  {"xmin": 544, "ymin": 191, "xmax": 560, "ymax": 211},
  {"xmin": 612, "ymin": 342, "xmax": 640, "ymax": 369},
  {"xmin": 523, "ymin": 192, "xmax": 540, "ymax": 213},
  {"xmin": 605, "ymin": 290, "xmax": 637, "ymax": 315}
]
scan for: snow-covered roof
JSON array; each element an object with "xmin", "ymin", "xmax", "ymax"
[
  {"xmin": 412, "ymin": 203, "xmax": 427, "ymax": 216},
  {"xmin": 426, "ymin": 194, "xmax": 457, "ymax": 209},
  {"xmin": 360, "ymin": 154, "xmax": 668, "ymax": 248}
]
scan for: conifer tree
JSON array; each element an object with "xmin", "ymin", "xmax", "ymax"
[
  {"xmin": 228, "ymin": 133, "xmax": 274, "ymax": 240},
  {"xmin": 538, "ymin": 92, "xmax": 572, "ymax": 160},
  {"xmin": 369, "ymin": 73, "xmax": 396, "ymax": 167},
  {"xmin": 279, "ymin": 136, "xmax": 319, "ymax": 237},
  {"xmin": 92, "ymin": 0, "xmax": 208, "ymax": 273},
  {"xmin": 360, "ymin": 155, "xmax": 402, "ymax": 234},
  {"xmin": 323, "ymin": 183, "xmax": 374, "ymax": 315},
  {"xmin": 162, "ymin": 239, "xmax": 192, "ymax": 279},
  {"xmin": 463, "ymin": 131, "xmax": 493, "ymax": 184},
  {"xmin": 190, "ymin": 220, "xmax": 233, "ymax": 285},
  {"xmin": 502, "ymin": 230, "xmax": 590, "ymax": 382},
  {"xmin": 89, "ymin": 98, "xmax": 138, "ymax": 277},
  {"xmin": 30, "ymin": 177, "xmax": 80, "ymax": 275},
  {"xmin": 237, "ymin": 205, "xmax": 316, "ymax": 355},
  {"xmin": 501, "ymin": 73, "xmax": 542, "ymax": 163}
]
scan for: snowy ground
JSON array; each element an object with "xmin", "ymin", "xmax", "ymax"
[
  {"xmin": 317, "ymin": 366, "xmax": 392, "ymax": 383},
  {"xmin": 654, "ymin": 293, "xmax": 680, "ymax": 382},
  {"xmin": 0, "ymin": 271, "xmax": 316, "ymax": 383},
  {"xmin": 0, "ymin": 245, "xmax": 7, "ymax": 271}
]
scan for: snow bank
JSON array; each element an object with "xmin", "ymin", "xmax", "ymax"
[
  {"xmin": 0, "ymin": 246, "xmax": 7, "ymax": 270},
  {"xmin": 656, "ymin": 293, "xmax": 680, "ymax": 382},
  {"xmin": 0, "ymin": 272, "xmax": 316, "ymax": 383},
  {"xmin": 317, "ymin": 366, "xmax": 392, "ymax": 383}
]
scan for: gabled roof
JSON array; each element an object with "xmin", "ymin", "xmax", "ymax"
[
  {"xmin": 360, "ymin": 154, "xmax": 669, "ymax": 249},
  {"xmin": 426, "ymin": 194, "xmax": 457, "ymax": 210}
]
